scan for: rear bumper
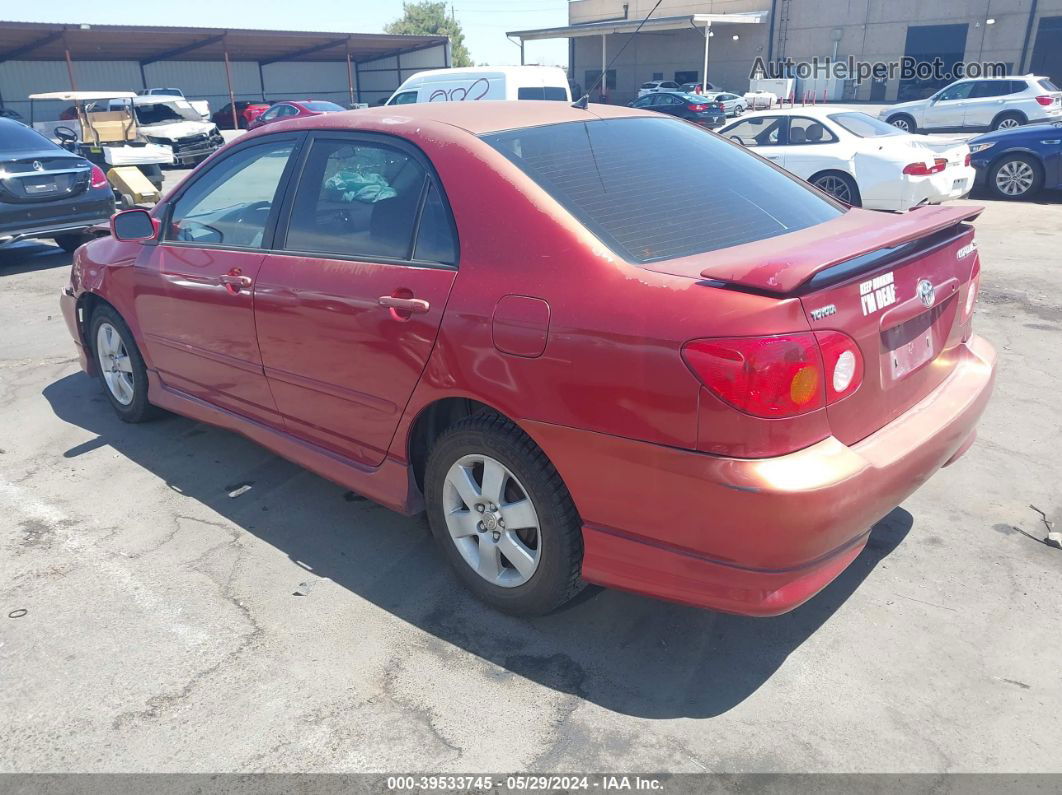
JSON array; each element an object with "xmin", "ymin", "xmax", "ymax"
[
  {"xmin": 898, "ymin": 165, "xmax": 976, "ymax": 209},
  {"xmin": 525, "ymin": 335, "xmax": 996, "ymax": 616},
  {"xmin": 0, "ymin": 215, "xmax": 113, "ymax": 247}
]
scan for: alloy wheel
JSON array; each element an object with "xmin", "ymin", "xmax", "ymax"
[
  {"xmin": 442, "ymin": 454, "xmax": 541, "ymax": 588},
  {"xmin": 814, "ymin": 174, "xmax": 853, "ymax": 204},
  {"xmin": 997, "ymin": 117, "xmax": 1021, "ymax": 129},
  {"xmin": 890, "ymin": 117, "xmax": 910, "ymax": 131},
  {"xmin": 995, "ymin": 160, "xmax": 1035, "ymax": 196},
  {"xmin": 96, "ymin": 322, "xmax": 135, "ymax": 406}
]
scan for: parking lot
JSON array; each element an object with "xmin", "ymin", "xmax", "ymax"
[{"xmin": 1, "ymin": 165, "xmax": 1061, "ymax": 774}]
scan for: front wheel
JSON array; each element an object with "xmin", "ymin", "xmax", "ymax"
[
  {"xmin": 425, "ymin": 414, "xmax": 585, "ymax": 615},
  {"xmin": 988, "ymin": 154, "xmax": 1043, "ymax": 200},
  {"xmin": 89, "ymin": 305, "xmax": 161, "ymax": 423}
]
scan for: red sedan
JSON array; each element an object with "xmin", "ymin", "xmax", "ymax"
[
  {"xmin": 248, "ymin": 99, "xmax": 346, "ymax": 130},
  {"xmin": 210, "ymin": 101, "xmax": 271, "ymax": 130},
  {"xmin": 60, "ymin": 102, "xmax": 995, "ymax": 616}
]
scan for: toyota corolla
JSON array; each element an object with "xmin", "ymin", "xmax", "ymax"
[{"xmin": 59, "ymin": 102, "xmax": 996, "ymax": 616}]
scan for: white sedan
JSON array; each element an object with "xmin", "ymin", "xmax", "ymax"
[{"xmin": 717, "ymin": 107, "xmax": 975, "ymax": 211}]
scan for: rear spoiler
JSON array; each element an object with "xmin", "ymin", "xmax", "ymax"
[{"xmin": 697, "ymin": 205, "xmax": 983, "ymax": 294}]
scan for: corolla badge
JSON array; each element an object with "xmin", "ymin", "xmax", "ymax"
[
  {"xmin": 32, "ymin": 160, "xmax": 44, "ymax": 171},
  {"xmin": 917, "ymin": 279, "xmax": 936, "ymax": 308}
]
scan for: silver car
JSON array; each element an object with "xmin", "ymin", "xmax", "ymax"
[
  {"xmin": 880, "ymin": 75, "xmax": 1062, "ymax": 133},
  {"xmin": 705, "ymin": 91, "xmax": 748, "ymax": 117}
]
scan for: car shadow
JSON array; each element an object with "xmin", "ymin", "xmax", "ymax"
[
  {"xmin": 969, "ymin": 186, "xmax": 1062, "ymax": 205},
  {"xmin": 44, "ymin": 372, "xmax": 912, "ymax": 719},
  {"xmin": 0, "ymin": 241, "xmax": 72, "ymax": 275}
]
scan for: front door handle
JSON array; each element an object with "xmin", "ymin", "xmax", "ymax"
[
  {"xmin": 219, "ymin": 271, "xmax": 252, "ymax": 294},
  {"xmin": 379, "ymin": 295, "xmax": 430, "ymax": 314}
]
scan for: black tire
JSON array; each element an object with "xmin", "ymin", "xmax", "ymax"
[
  {"xmin": 811, "ymin": 171, "xmax": 862, "ymax": 207},
  {"xmin": 886, "ymin": 114, "xmax": 916, "ymax": 134},
  {"xmin": 986, "ymin": 154, "xmax": 1043, "ymax": 200},
  {"xmin": 54, "ymin": 233, "xmax": 88, "ymax": 253},
  {"xmin": 88, "ymin": 304, "xmax": 161, "ymax": 423},
  {"xmin": 424, "ymin": 414, "xmax": 585, "ymax": 616},
  {"xmin": 991, "ymin": 112, "xmax": 1025, "ymax": 131}
]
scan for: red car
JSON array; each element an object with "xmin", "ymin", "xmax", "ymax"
[
  {"xmin": 211, "ymin": 101, "xmax": 270, "ymax": 130},
  {"xmin": 248, "ymin": 99, "xmax": 346, "ymax": 130},
  {"xmin": 60, "ymin": 102, "xmax": 995, "ymax": 617}
]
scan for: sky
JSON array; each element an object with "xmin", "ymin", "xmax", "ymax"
[{"xmin": 3, "ymin": 0, "xmax": 571, "ymax": 67}]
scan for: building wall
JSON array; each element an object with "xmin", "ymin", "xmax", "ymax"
[
  {"xmin": 568, "ymin": 0, "xmax": 1062, "ymax": 103},
  {"xmin": 0, "ymin": 42, "xmax": 449, "ymax": 120}
]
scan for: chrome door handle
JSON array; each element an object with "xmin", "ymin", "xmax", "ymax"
[{"xmin": 379, "ymin": 296, "xmax": 430, "ymax": 313}]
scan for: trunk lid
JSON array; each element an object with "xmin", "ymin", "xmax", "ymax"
[
  {"xmin": 0, "ymin": 152, "xmax": 91, "ymax": 204},
  {"xmin": 644, "ymin": 204, "xmax": 983, "ymax": 446}
]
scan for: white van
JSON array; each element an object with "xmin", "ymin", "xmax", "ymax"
[{"xmin": 386, "ymin": 66, "xmax": 571, "ymax": 105}]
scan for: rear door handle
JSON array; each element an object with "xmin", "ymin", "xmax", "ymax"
[{"xmin": 379, "ymin": 296, "xmax": 430, "ymax": 314}]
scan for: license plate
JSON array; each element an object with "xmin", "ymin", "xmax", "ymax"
[
  {"xmin": 890, "ymin": 328, "xmax": 935, "ymax": 379},
  {"xmin": 24, "ymin": 181, "xmax": 58, "ymax": 194},
  {"xmin": 952, "ymin": 178, "xmax": 966, "ymax": 191}
]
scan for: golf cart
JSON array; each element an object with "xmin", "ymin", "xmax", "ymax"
[{"xmin": 28, "ymin": 91, "xmax": 173, "ymax": 208}]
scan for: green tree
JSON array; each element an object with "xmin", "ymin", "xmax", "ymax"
[{"xmin": 385, "ymin": 1, "xmax": 473, "ymax": 67}]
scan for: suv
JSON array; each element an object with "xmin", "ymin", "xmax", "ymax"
[
  {"xmin": 0, "ymin": 118, "xmax": 114, "ymax": 252},
  {"xmin": 637, "ymin": 80, "xmax": 680, "ymax": 97},
  {"xmin": 881, "ymin": 75, "xmax": 1062, "ymax": 133}
]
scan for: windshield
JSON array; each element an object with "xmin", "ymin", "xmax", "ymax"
[
  {"xmin": 482, "ymin": 117, "xmax": 842, "ymax": 264},
  {"xmin": 134, "ymin": 100, "xmax": 202, "ymax": 125},
  {"xmin": 0, "ymin": 120, "xmax": 59, "ymax": 152},
  {"xmin": 828, "ymin": 112, "xmax": 905, "ymax": 137}
]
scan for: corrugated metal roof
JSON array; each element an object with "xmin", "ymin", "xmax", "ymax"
[{"xmin": 0, "ymin": 20, "xmax": 447, "ymax": 64}]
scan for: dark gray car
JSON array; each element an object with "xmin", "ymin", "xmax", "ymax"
[{"xmin": 0, "ymin": 118, "xmax": 115, "ymax": 252}]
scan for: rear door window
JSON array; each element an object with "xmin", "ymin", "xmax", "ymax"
[
  {"xmin": 482, "ymin": 117, "xmax": 841, "ymax": 264},
  {"xmin": 281, "ymin": 137, "xmax": 452, "ymax": 263},
  {"xmin": 787, "ymin": 116, "xmax": 838, "ymax": 144},
  {"xmin": 543, "ymin": 87, "xmax": 568, "ymax": 101},
  {"xmin": 517, "ymin": 87, "xmax": 546, "ymax": 100}
]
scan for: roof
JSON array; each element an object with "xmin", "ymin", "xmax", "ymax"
[
  {"xmin": 263, "ymin": 100, "xmax": 651, "ymax": 137},
  {"xmin": 0, "ymin": 21, "xmax": 447, "ymax": 64},
  {"xmin": 508, "ymin": 12, "xmax": 767, "ymax": 41},
  {"xmin": 28, "ymin": 90, "xmax": 136, "ymax": 101}
]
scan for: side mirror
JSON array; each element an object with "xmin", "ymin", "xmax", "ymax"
[{"xmin": 111, "ymin": 209, "xmax": 158, "ymax": 242}]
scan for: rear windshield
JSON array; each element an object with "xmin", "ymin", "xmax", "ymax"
[
  {"xmin": 0, "ymin": 120, "xmax": 58, "ymax": 152},
  {"xmin": 1039, "ymin": 79, "xmax": 1060, "ymax": 92},
  {"xmin": 481, "ymin": 117, "xmax": 842, "ymax": 264},
  {"xmin": 829, "ymin": 112, "xmax": 904, "ymax": 137},
  {"xmin": 304, "ymin": 101, "xmax": 345, "ymax": 112},
  {"xmin": 516, "ymin": 87, "xmax": 568, "ymax": 101}
]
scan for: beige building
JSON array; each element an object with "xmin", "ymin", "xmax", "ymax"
[{"xmin": 509, "ymin": 0, "xmax": 1062, "ymax": 105}]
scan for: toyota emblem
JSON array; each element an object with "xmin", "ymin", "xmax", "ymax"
[
  {"xmin": 31, "ymin": 160, "xmax": 44, "ymax": 171},
  {"xmin": 917, "ymin": 279, "xmax": 936, "ymax": 308}
]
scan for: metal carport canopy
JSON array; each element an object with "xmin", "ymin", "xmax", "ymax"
[
  {"xmin": 0, "ymin": 21, "xmax": 448, "ymax": 64},
  {"xmin": 506, "ymin": 12, "xmax": 767, "ymax": 42}
]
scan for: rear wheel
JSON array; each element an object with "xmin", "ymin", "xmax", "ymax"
[
  {"xmin": 988, "ymin": 154, "xmax": 1043, "ymax": 199},
  {"xmin": 425, "ymin": 414, "xmax": 584, "ymax": 615},
  {"xmin": 991, "ymin": 112, "xmax": 1025, "ymax": 131},
  {"xmin": 811, "ymin": 171, "xmax": 862, "ymax": 207},
  {"xmin": 89, "ymin": 305, "xmax": 160, "ymax": 423}
]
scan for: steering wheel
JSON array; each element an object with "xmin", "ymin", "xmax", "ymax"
[
  {"xmin": 54, "ymin": 125, "xmax": 78, "ymax": 149},
  {"xmin": 728, "ymin": 135, "xmax": 748, "ymax": 146},
  {"xmin": 176, "ymin": 219, "xmax": 225, "ymax": 244}
]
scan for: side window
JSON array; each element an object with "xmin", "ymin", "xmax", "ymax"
[
  {"xmin": 413, "ymin": 182, "xmax": 457, "ymax": 265},
  {"xmin": 275, "ymin": 104, "xmax": 298, "ymax": 117},
  {"xmin": 259, "ymin": 106, "xmax": 282, "ymax": 122},
  {"xmin": 543, "ymin": 87, "xmax": 568, "ymax": 101},
  {"xmin": 166, "ymin": 140, "xmax": 295, "ymax": 249},
  {"xmin": 283, "ymin": 138, "xmax": 427, "ymax": 261},
  {"xmin": 937, "ymin": 82, "xmax": 973, "ymax": 101},
  {"xmin": 390, "ymin": 91, "xmax": 418, "ymax": 105},
  {"xmin": 723, "ymin": 116, "xmax": 783, "ymax": 147},
  {"xmin": 632, "ymin": 96, "xmax": 654, "ymax": 108},
  {"xmin": 787, "ymin": 117, "xmax": 838, "ymax": 144},
  {"xmin": 971, "ymin": 81, "xmax": 1006, "ymax": 98}
]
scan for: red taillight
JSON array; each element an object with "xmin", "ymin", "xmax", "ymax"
[
  {"xmin": 89, "ymin": 164, "xmax": 109, "ymax": 189},
  {"xmin": 964, "ymin": 153, "xmax": 971, "ymax": 167},
  {"xmin": 815, "ymin": 331, "xmax": 863, "ymax": 404},
  {"xmin": 682, "ymin": 334, "xmax": 825, "ymax": 418},
  {"xmin": 903, "ymin": 158, "xmax": 948, "ymax": 176},
  {"xmin": 683, "ymin": 332, "xmax": 864, "ymax": 418},
  {"xmin": 1035, "ymin": 95, "xmax": 1053, "ymax": 106},
  {"xmin": 687, "ymin": 103, "xmax": 709, "ymax": 112}
]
